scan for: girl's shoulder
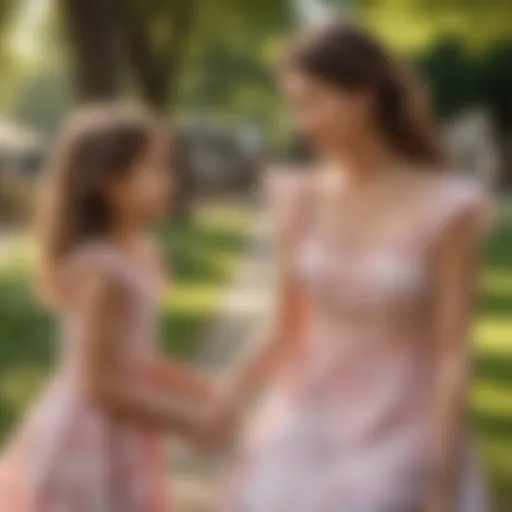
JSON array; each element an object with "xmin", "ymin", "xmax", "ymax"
[{"xmin": 63, "ymin": 240, "xmax": 135, "ymax": 293}]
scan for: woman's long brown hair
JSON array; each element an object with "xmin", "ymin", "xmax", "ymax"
[
  {"xmin": 284, "ymin": 21, "xmax": 446, "ymax": 166},
  {"xmin": 37, "ymin": 105, "xmax": 162, "ymax": 302}
]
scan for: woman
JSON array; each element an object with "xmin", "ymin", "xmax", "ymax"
[{"xmin": 218, "ymin": 22, "xmax": 492, "ymax": 512}]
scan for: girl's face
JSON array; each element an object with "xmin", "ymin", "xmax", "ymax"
[
  {"xmin": 281, "ymin": 69, "xmax": 373, "ymax": 155},
  {"xmin": 110, "ymin": 136, "xmax": 173, "ymax": 226}
]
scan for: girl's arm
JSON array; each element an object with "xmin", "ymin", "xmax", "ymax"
[
  {"xmin": 78, "ymin": 266, "xmax": 210, "ymax": 443},
  {"xmin": 140, "ymin": 238, "xmax": 216, "ymax": 403},
  {"xmin": 143, "ymin": 359, "xmax": 214, "ymax": 402},
  {"xmin": 425, "ymin": 213, "xmax": 482, "ymax": 512}
]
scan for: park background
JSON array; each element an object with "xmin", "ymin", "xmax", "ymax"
[{"xmin": 0, "ymin": 0, "xmax": 511, "ymax": 510}]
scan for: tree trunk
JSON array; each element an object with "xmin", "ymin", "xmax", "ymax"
[
  {"xmin": 115, "ymin": 0, "xmax": 197, "ymax": 109},
  {"xmin": 58, "ymin": 0, "xmax": 120, "ymax": 102},
  {"xmin": 114, "ymin": 2, "xmax": 170, "ymax": 109},
  {"xmin": 113, "ymin": 0, "xmax": 198, "ymax": 217}
]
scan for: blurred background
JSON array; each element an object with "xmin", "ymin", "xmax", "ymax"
[{"xmin": 0, "ymin": 0, "xmax": 510, "ymax": 510}]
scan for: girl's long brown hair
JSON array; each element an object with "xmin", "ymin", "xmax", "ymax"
[
  {"xmin": 284, "ymin": 21, "xmax": 446, "ymax": 166},
  {"xmin": 37, "ymin": 105, "xmax": 162, "ymax": 301}
]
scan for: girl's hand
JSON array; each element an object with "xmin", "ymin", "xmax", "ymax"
[
  {"xmin": 191, "ymin": 383, "xmax": 240, "ymax": 451},
  {"xmin": 146, "ymin": 359, "xmax": 217, "ymax": 403},
  {"xmin": 423, "ymin": 490, "xmax": 451, "ymax": 512}
]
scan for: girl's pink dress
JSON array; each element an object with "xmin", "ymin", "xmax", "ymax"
[
  {"xmin": 0, "ymin": 243, "xmax": 168, "ymax": 512},
  {"xmin": 223, "ymin": 174, "xmax": 490, "ymax": 512}
]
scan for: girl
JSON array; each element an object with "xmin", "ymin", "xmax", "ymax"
[
  {"xmin": 217, "ymin": 22, "xmax": 493, "ymax": 512},
  {"xmin": 0, "ymin": 105, "xmax": 220, "ymax": 511}
]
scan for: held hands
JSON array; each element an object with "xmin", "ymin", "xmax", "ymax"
[
  {"xmin": 424, "ymin": 498, "xmax": 449, "ymax": 512},
  {"xmin": 190, "ymin": 381, "xmax": 241, "ymax": 451},
  {"xmin": 423, "ymin": 483, "xmax": 453, "ymax": 512}
]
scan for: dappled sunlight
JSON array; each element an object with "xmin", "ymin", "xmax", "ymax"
[
  {"xmin": 471, "ymin": 203, "xmax": 512, "ymax": 506},
  {"xmin": 482, "ymin": 271, "xmax": 512, "ymax": 296},
  {"xmin": 479, "ymin": 439, "xmax": 512, "ymax": 503},
  {"xmin": 477, "ymin": 320, "xmax": 512, "ymax": 353},
  {"xmin": 474, "ymin": 382, "xmax": 512, "ymax": 418},
  {"xmin": 162, "ymin": 284, "xmax": 221, "ymax": 313},
  {"xmin": 0, "ymin": 365, "xmax": 47, "ymax": 428}
]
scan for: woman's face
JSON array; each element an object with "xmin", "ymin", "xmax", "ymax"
[
  {"xmin": 111, "ymin": 136, "xmax": 173, "ymax": 225},
  {"xmin": 281, "ymin": 70, "xmax": 372, "ymax": 155}
]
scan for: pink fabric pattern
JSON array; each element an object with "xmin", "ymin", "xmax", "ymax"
[
  {"xmin": 0, "ymin": 243, "xmax": 168, "ymax": 512},
  {"xmin": 223, "ymin": 173, "xmax": 490, "ymax": 512}
]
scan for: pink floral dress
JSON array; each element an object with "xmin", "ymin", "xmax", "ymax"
[
  {"xmin": 223, "ymin": 174, "xmax": 491, "ymax": 512},
  {"xmin": 0, "ymin": 243, "xmax": 169, "ymax": 512}
]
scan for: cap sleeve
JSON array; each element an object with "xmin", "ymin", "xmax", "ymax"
[
  {"xmin": 427, "ymin": 176, "xmax": 494, "ymax": 250},
  {"xmin": 63, "ymin": 242, "xmax": 131, "ymax": 293}
]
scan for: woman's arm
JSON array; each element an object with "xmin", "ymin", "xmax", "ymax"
[
  {"xmin": 200, "ymin": 173, "xmax": 311, "ymax": 444},
  {"xmin": 196, "ymin": 260, "xmax": 306, "ymax": 449},
  {"xmin": 78, "ymin": 267, "xmax": 209, "ymax": 443},
  {"xmin": 425, "ymin": 214, "xmax": 482, "ymax": 512},
  {"xmin": 224, "ymin": 244, "xmax": 307, "ymax": 405}
]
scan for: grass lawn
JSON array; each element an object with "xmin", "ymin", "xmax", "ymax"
[
  {"xmin": 0, "ymin": 202, "xmax": 250, "ymax": 439},
  {"xmin": 474, "ymin": 201, "xmax": 512, "ymax": 510}
]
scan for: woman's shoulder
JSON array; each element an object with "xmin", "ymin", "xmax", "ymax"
[
  {"xmin": 433, "ymin": 173, "xmax": 491, "ymax": 222},
  {"xmin": 433, "ymin": 172, "xmax": 487, "ymax": 199},
  {"xmin": 414, "ymin": 172, "xmax": 494, "ymax": 244},
  {"xmin": 265, "ymin": 166, "xmax": 315, "ymax": 205}
]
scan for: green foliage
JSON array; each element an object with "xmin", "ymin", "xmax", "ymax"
[
  {"xmin": 353, "ymin": 0, "xmax": 512, "ymax": 53},
  {"xmin": 157, "ymin": 204, "xmax": 249, "ymax": 356},
  {"xmin": 0, "ymin": 0, "xmax": 16, "ymax": 39},
  {"xmin": 175, "ymin": 0, "xmax": 294, "ymax": 137},
  {"xmin": 479, "ymin": 41, "xmax": 512, "ymax": 134},
  {"xmin": 417, "ymin": 39, "xmax": 479, "ymax": 118},
  {"xmin": 415, "ymin": 38, "xmax": 512, "ymax": 138},
  {"xmin": 11, "ymin": 67, "xmax": 73, "ymax": 134},
  {"xmin": 0, "ymin": 0, "xmax": 20, "ymax": 95}
]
